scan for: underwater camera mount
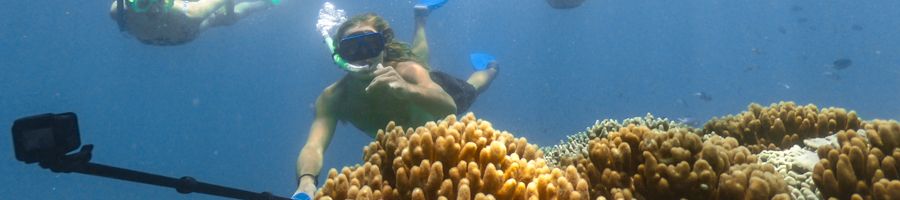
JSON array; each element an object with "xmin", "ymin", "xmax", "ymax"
[{"xmin": 11, "ymin": 113, "xmax": 290, "ymax": 200}]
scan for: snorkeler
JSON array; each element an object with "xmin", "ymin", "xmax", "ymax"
[
  {"xmin": 109, "ymin": 0, "xmax": 276, "ymax": 46},
  {"xmin": 292, "ymin": 1, "xmax": 498, "ymax": 199}
]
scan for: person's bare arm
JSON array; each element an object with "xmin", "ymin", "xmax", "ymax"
[
  {"xmin": 295, "ymin": 85, "xmax": 339, "ymax": 195},
  {"xmin": 367, "ymin": 62, "xmax": 456, "ymax": 117}
]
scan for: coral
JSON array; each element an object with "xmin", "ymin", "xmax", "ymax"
[
  {"xmin": 812, "ymin": 123, "xmax": 900, "ymax": 200},
  {"xmin": 758, "ymin": 146, "xmax": 821, "ymax": 200},
  {"xmin": 871, "ymin": 179, "xmax": 900, "ymax": 200},
  {"xmin": 542, "ymin": 113, "xmax": 693, "ymax": 167},
  {"xmin": 562, "ymin": 123, "xmax": 768, "ymax": 200},
  {"xmin": 715, "ymin": 163, "xmax": 791, "ymax": 200},
  {"xmin": 315, "ymin": 113, "xmax": 590, "ymax": 200},
  {"xmin": 312, "ymin": 102, "xmax": 900, "ymax": 200},
  {"xmin": 865, "ymin": 120, "xmax": 900, "ymax": 155},
  {"xmin": 704, "ymin": 101, "xmax": 862, "ymax": 153}
]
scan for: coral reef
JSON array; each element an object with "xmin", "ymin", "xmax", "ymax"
[
  {"xmin": 704, "ymin": 101, "xmax": 862, "ymax": 153},
  {"xmin": 315, "ymin": 113, "xmax": 590, "ymax": 200},
  {"xmin": 812, "ymin": 120, "xmax": 900, "ymax": 200},
  {"xmin": 312, "ymin": 102, "xmax": 900, "ymax": 200},
  {"xmin": 563, "ymin": 124, "xmax": 779, "ymax": 200},
  {"xmin": 542, "ymin": 113, "xmax": 693, "ymax": 167}
]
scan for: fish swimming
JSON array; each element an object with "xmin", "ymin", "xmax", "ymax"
[{"xmin": 833, "ymin": 58, "xmax": 852, "ymax": 70}]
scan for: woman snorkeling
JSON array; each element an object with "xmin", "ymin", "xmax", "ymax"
[
  {"xmin": 292, "ymin": 2, "xmax": 499, "ymax": 199},
  {"xmin": 109, "ymin": 0, "xmax": 275, "ymax": 46}
]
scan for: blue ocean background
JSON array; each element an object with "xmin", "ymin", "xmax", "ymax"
[{"xmin": 2, "ymin": 0, "xmax": 899, "ymax": 199}]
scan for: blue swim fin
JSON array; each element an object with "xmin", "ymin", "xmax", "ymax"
[
  {"xmin": 418, "ymin": 0, "xmax": 448, "ymax": 10},
  {"xmin": 469, "ymin": 53, "xmax": 495, "ymax": 71}
]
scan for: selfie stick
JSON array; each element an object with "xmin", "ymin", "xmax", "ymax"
[{"xmin": 13, "ymin": 113, "xmax": 290, "ymax": 200}]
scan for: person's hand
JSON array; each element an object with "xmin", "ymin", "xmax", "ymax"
[
  {"xmin": 365, "ymin": 64, "xmax": 413, "ymax": 99},
  {"xmin": 293, "ymin": 178, "xmax": 317, "ymax": 200}
]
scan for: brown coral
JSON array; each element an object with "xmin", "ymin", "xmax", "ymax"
[
  {"xmin": 568, "ymin": 123, "xmax": 767, "ymax": 200},
  {"xmin": 315, "ymin": 113, "xmax": 589, "ymax": 200},
  {"xmin": 715, "ymin": 163, "xmax": 790, "ymax": 200},
  {"xmin": 813, "ymin": 120, "xmax": 900, "ymax": 200},
  {"xmin": 704, "ymin": 101, "xmax": 861, "ymax": 153},
  {"xmin": 314, "ymin": 102, "xmax": 900, "ymax": 200}
]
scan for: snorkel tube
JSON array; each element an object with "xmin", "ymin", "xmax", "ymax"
[
  {"xmin": 316, "ymin": 2, "xmax": 352, "ymax": 71},
  {"xmin": 323, "ymin": 34, "xmax": 349, "ymax": 70}
]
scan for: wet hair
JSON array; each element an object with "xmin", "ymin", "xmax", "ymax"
[{"xmin": 333, "ymin": 13, "xmax": 427, "ymax": 69}]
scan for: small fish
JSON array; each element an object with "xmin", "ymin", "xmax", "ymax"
[
  {"xmin": 833, "ymin": 58, "xmax": 852, "ymax": 70},
  {"xmin": 823, "ymin": 71, "xmax": 841, "ymax": 80},
  {"xmin": 851, "ymin": 24, "xmax": 863, "ymax": 31},
  {"xmin": 797, "ymin": 17, "xmax": 809, "ymax": 23},
  {"xmin": 778, "ymin": 26, "xmax": 787, "ymax": 34},
  {"xmin": 694, "ymin": 92, "xmax": 712, "ymax": 102},
  {"xmin": 790, "ymin": 5, "xmax": 803, "ymax": 12}
]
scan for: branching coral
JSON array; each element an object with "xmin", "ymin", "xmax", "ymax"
[
  {"xmin": 704, "ymin": 101, "xmax": 862, "ymax": 153},
  {"xmin": 542, "ymin": 113, "xmax": 693, "ymax": 167},
  {"xmin": 715, "ymin": 163, "xmax": 791, "ymax": 200},
  {"xmin": 812, "ymin": 120, "xmax": 900, "ymax": 200},
  {"xmin": 312, "ymin": 102, "xmax": 900, "ymax": 200},
  {"xmin": 315, "ymin": 113, "xmax": 590, "ymax": 200},
  {"xmin": 561, "ymin": 123, "xmax": 769, "ymax": 200}
]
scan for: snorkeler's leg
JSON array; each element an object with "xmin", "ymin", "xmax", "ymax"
[
  {"xmin": 466, "ymin": 62, "xmax": 499, "ymax": 94},
  {"xmin": 199, "ymin": 0, "xmax": 271, "ymax": 30},
  {"xmin": 177, "ymin": 0, "xmax": 231, "ymax": 20},
  {"xmin": 233, "ymin": 0, "xmax": 272, "ymax": 18},
  {"xmin": 412, "ymin": 5, "xmax": 431, "ymax": 64}
]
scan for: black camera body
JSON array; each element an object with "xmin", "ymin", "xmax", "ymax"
[{"xmin": 12, "ymin": 113, "xmax": 81, "ymax": 164}]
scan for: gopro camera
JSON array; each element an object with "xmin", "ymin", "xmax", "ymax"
[{"xmin": 12, "ymin": 113, "xmax": 81, "ymax": 164}]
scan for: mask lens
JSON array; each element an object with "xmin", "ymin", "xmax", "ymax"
[{"xmin": 337, "ymin": 32, "xmax": 385, "ymax": 62}]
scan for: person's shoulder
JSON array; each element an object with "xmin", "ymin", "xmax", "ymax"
[
  {"xmin": 320, "ymin": 80, "xmax": 344, "ymax": 100},
  {"xmin": 394, "ymin": 61, "xmax": 429, "ymax": 76},
  {"xmin": 395, "ymin": 61, "xmax": 426, "ymax": 69}
]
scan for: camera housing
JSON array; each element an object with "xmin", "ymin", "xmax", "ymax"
[{"xmin": 12, "ymin": 113, "xmax": 81, "ymax": 164}]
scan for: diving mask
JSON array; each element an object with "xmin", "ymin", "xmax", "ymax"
[{"xmin": 336, "ymin": 32, "xmax": 386, "ymax": 63}]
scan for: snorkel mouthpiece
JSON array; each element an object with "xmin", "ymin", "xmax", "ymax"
[{"xmin": 345, "ymin": 63, "xmax": 375, "ymax": 73}]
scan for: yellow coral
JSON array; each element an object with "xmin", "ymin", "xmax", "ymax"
[
  {"xmin": 314, "ymin": 103, "xmax": 900, "ymax": 200},
  {"xmin": 315, "ymin": 113, "xmax": 588, "ymax": 200},
  {"xmin": 813, "ymin": 120, "xmax": 900, "ymax": 200},
  {"xmin": 704, "ymin": 101, "xmax": 861, "ymax": 152},
  {"xmin": 715, "ymin": 163, "xmax": 790, "ymax": 200}
]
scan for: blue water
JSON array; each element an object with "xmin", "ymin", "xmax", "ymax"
[{"xmin": 2, "ymin": 0, "xmax": 899, "ymax": 199}]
